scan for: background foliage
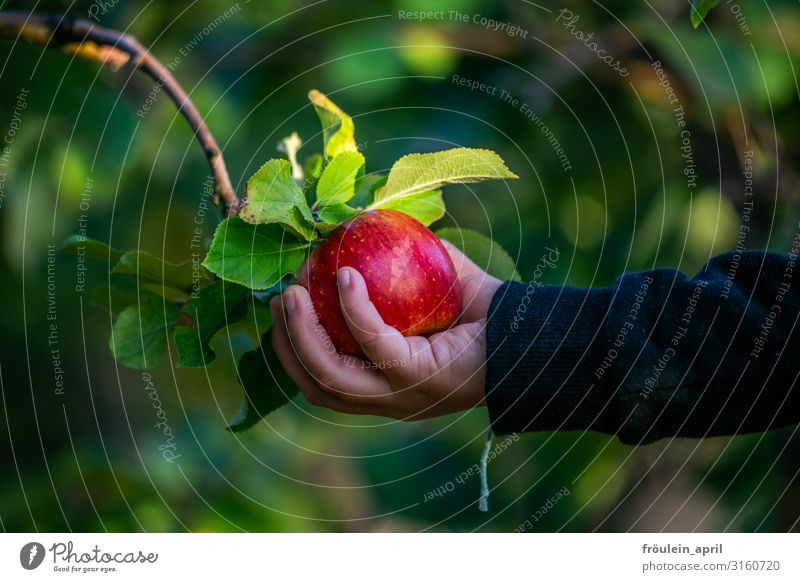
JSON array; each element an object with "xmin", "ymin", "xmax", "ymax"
[{"xmin": 1, "ymin": 0, "xmax": 799, "ymax": 532}]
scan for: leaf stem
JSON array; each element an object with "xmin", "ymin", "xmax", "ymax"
[{"xmin": 0, "ymin": 11, "xmax": 240, "ymax": 216}]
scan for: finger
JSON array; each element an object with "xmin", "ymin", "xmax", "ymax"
[
  {"xmin": 337, "ymin": 267, "xmax": 412, "ymax": 369},
  {"xmin": 272, "ymin": 296, "xmax": 388, "ymax": 415},
  {"xmin": 281, "ymin": 285, "xmax": 393, "ymax": 402}
]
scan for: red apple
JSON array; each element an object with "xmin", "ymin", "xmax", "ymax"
[{"xmin": 296, "ymin": 209, "xmax": 462, "ymax": 357}]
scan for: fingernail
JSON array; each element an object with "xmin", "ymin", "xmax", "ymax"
[
  {"xmin": 338, "ymin": 268, "xmax": 351, "ymax": 289},
  {"xmin": 283, "ymin": 290, "xmax": 297, "ymax": 316}
]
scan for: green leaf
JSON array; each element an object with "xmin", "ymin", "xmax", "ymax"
[
  {"xmin": 60, "ymin": 235, "xmax": 124, "ymax": 263},
  {"xmin": 174, "ymin": 281, "xmax": 251, "ymax": 368},
  {"xmin": 691, "ymin": 0, "xmax": 719, "ymax": 28},
  {"xmin": 374, "ymin": 190, "xmax": 444, "ymax": 226},
  {"xmin": 202, "ymin": 218, "xmax": 310, "ymax": 290},
  {"xmin": 316, "ymin": 203, "xmax": 361, "ymax": 233},
  {"xmin": 92, "ymin": 283, "xmax": 139, "ymax": 316},
  {"xmin": 370, "ymin": 148, "xmax": 517, "ymax": 217},
  {"xmin": 109, "ymin": 293, "xmax": 181, "ymax": 369},
  {"xmin": 436, "ymin": 227, "xmax": 522, "ymax": 282},
  {"xmin": 112, "ymin": 251, "xmax": 199, "ymax": 292},
  {"xmin": 302, "ymin": 153, "xmax": 324, "ymax": 200},
  {"xmin": 352, "ymin": 173, "xmax": 386, "ymax": 207},
  {"xmin": 239, "ymin": 159, "xmax": 317, "ymax": 241},
  {"xmin": 315, "ymin": 151, "xmax": 365, "ymax": 207},
  {"xmin": 308, "ymin": 89, "xmax": 359, "ymax": 159},
  {"xmin": 227, "ymin": 333, "xmax": 299, "ymax": 432}
]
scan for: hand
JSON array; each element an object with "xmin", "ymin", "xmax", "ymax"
[{"xmin": 269, "ymin": 242, "xmax": 502, "ymax": 420}]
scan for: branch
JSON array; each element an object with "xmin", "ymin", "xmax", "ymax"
[{"xmin": 0, "ymin": 11, "xmax": 240, "ymax": 216}]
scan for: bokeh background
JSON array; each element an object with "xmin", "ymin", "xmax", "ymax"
[{"xmin": 1, "ymin": 0, "xmax": 799, "ymax": 532}]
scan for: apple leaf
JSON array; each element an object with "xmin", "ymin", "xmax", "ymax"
[
  {"xmin": 370, "ymin": 148, "xmax": 517, "ymax": 218},
  {"xmin": 60, "ymin": 235, "xmax": 125, "ymax": 263},
  {"xmin": 308, "ymin": 89, "xmax": 359, "ymax": 159},
  {"xmin": 691, "ymin": 0, "xmax": 719, "ymax": 28},
  {"xmin": 239, "ymin": 159, "xmax": 317, "ymax": 241},
  {"xmin": 353, "ymin": 173, "xmax": 386, "ymax": 207},
  {"xmin": 316, "ymin": 203, "xmax": 361, "ymax": 233},
  {"xmin": 436, "ymin": 227, "xmax": 522, "ymax": 282},
  {"xmin": 202, "ymin": 218, "xmax": 310, "ymax": 290},
  {"xmin": 109, "ymin": 293, "xmax": 181, "ymax": 370},
  {"xmin": 112, "ymin": 251, "xmax": 200, "ymax": 292},
  {"xmin": 315, "ymin": 151, "xmax": 365, "ymax": 207},
  {"xmin": 174, "ymin": 280, "xmax": 251, "ymax": 368},
  {"xmin": 92, "ymin": 283, "xmax": 140, "ymax": 316},
  {"xmin": 302, "ymin": 153, "xmax": 324, "ymax": 200},
  {"xmin": 375, "ymin": 190, "xmax": 444, "ymax": 226},
  {"xmin": 227, "ymin": 333, "xmax": 299, "ymax": 432}
]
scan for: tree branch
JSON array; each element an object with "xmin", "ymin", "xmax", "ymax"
[{"xmin": 0, "ymin": 11, "xmax": 240, "ymax": 216}]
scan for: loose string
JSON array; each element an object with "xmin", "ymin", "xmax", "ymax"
[{"xmin": 478, "ymin": 426, "xmax": 494, "ymax": 512}]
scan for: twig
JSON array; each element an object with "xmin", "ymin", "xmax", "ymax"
[{"xmin": 0, "ymin": 11, "xmax": 240, "ymax": 216}]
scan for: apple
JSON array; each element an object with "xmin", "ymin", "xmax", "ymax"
[{"xmin": 296, "ymin": 209, "xmax": 462, "ymax": 358}]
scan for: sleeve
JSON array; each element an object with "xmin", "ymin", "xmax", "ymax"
[{"xmin": 484, "ymin": 250, "xmax": 800, "ymax": 445}]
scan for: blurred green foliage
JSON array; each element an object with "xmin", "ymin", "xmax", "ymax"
[{"xmin": 1, "ymin": 0, "xmax": 799, "ymax": 532}]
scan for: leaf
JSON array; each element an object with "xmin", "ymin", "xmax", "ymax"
[
  {"xmin": 374, "ymin": 190, "xmax": 444, "ymax": 226},
  {"xmin": 308, "ymin": 89, "xmax": 359, "ymax": 159},
  {"xmin": 109, "ymin": 293, "xmax": 181, "ymax": 369},
  {"xmin": 278, "ymin": 131, "xmax": 304, "ymax": 181},
  {"xmin": 316, "ymin": 203, "xmax": 361, "ymax": 233},
  {"xmin": 227, "ymin": 333, "xmax": 299, "ymax": 432},
  {"xmin": 352, "ymin": 173, "xmax": 386, "ymax": 207},
  {"xmin": 370, "ymin": 148, "xmax": 517, "ymax": 214},
  {"xmin": 436, "ymin": 227, "xmax": 522, "ymax": 282},
  {"xmin": 315, "ymin": 151, "xmax": 365, "ymax": 207},
  {"xmin": 60, "ymin": 235, "xmax": 124, "ymax": 263},
  {"xmin": 174, "ymin": 281, "xmax": 251, "ymax": 368},
  {"xmin": 302, "ymin": 153, "xmax": 324, "ymax": 200},
  {"xmin": 92, "ymin": 283, "xmax": 139, "ymax": 316},
  {"xmin": 691, "ymin": 0, "xmax": 719, "ymax": 28},
  {"xmin": 112, "ymin": 251, "xmax": 200, "ymax": 292},
  {"xmin": 202, "ymin": 218, "xmax": 310, "ymax": 290},
  {"xmin": 239, "ymin": 159, "xmax": 317, "ymax": 241}
]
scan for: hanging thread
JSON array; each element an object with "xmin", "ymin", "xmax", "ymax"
[{"xmin": 478, "ymin": 426, "xmax": 494, "ymax": 512}]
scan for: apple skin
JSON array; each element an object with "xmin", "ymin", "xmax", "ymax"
[{"xmin": 296, "ymin": 209, "xmax": 462, "ymax": 358}]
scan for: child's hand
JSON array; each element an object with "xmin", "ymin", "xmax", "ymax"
[{"xmin": 270, "ymin": 242, "xmax": 502, "ymax": 420}]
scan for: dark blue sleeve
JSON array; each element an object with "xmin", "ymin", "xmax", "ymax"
[{"xmin": 484, "ymin": 250, "xmax": 800, "ymax": 445}]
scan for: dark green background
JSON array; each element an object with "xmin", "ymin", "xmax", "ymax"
[{"xmin": 1, "ymin": 0, "xmax": 798, "ymax": 531}]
